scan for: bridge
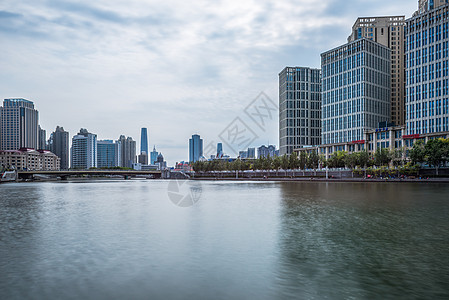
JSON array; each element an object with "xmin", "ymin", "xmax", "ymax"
[{"xmin": 18, "ymin": 170, "xmax": 163, "ymax": 180}]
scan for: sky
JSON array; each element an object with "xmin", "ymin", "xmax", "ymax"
[{"xmin": 0, "ymin": 0, "xmax": 417, "ymax": 165}]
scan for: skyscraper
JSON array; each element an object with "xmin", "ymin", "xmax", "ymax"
[
  {"xmin": 140, "ymin": 128, "xmax": 148, "ymax": 155},
  {"xmin": 189, "ymin": 134, "xmax": 203, "ymax": 163},
  {"xmin": 405, "ymin": 0, "xmax": 449, "ymax": 135},
  {"xmin": 348, "ymin": 16, "xmax": 406, "ymax": 126},
  {"xmin": 97, "ymin": 140, "xmax": 121, "ymax": 168},
  {"xmin": 0, "ymin": 98, "xmax": 39, "ymax": 150},
  {"xmin": 279, "ymin": 67, "xmax": 322, "ymax": 155},
  {"xmin": 217, "ymin": 143, "xmax": 223, "ymax": 157},
  {"xmin": 150, "ymin": 146, "xmax": 158, "ymax": 165},
  {"xmin": 247, "ymin": 147, "xmax": 256, "ymax": 159},
  {"xmin": 71, "ymin": 128, "xmax": 97, "ymax": 169},
  {"xmin": 38, "ymin": 125, "xmax": 47, "ymax": 150},
  {"xmin": 119, "ymin": 135, "xmax": 136, "ymax": 168},
  {"xmin": 321, "ymin": 38, "xmax": 391, "ymax": 145},
  {"xmin": 50, "ymin": 126, "xmax": 70, "ymax": 170}
]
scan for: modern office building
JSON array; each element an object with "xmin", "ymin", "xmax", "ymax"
[
  {"xmin": 71, "ymin": 128, "xmax": 97, "ymax": 169},
  {"xmin": 140, "ymin": 128, "xmax": 148, "ymax": 155},
  {"xmin": 348, "ymin": 16, "xmax": 406, "ymax": 126},
  {"xmin": 279, "ymin": 67, "xmax": 322, "ymax": 156},
  {"xmin": 150, "ymin": 146, "xmax": 159, "ymax": 165},
  {"xmin": 97, "ymin": 140, "xmax": 121, "ymax": 168},
  {"xmin": 247, "ymin": 147, "xmax": 256, "ymax": 159},
  {"xmin": 189, "ymin": 134, "xmax": 203, "ymax": 163},
  {"xmin": 217, "ymin": 143, "xmax": 223, "ymax": 158},
  {"xmin": 49, "ymin": 126, "xmax": 70, "ymax": 170},
  {"xmin": 239, "ymin": 151, "xmax": 248, "ymax": 159},
  {"xmin": 0, "ymin": 98, "xmax": 39, "ymax": 151},
  {"xmin": 321, "ymin": 38, "xmax": 391, "ymax": 145},
  {"xmin": 38, "ymin": 125, "xmax": 47, "ymax": 150},
  {"xmin": 258, "ymin": 145, "xmax": 277, "ymax": 158},
  {"xmin": 405, "ymin": 0, "xmax": 449, "ymax": 135},
  {"xmin": 118, "ymin": 135, "xmax": 136, "ymax": 168}
]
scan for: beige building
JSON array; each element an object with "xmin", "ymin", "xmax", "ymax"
[
  {"xmin": 348, "ymin": 16, "xmax": 406, "ymax": 126},
  {"xmin": 0, "ymin": 148, "xmax": 60, "ymax": 171}
]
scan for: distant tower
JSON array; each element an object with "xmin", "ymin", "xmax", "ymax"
[
  {"xmin": 38, "ymin": 125, "xmax": 47, "ymax": 150},
  {"xmin": 0, "ymin": 98, "xmax": 39, "ymax": 150},
  {"xmin": 189, "ymin": 134, "xmax": 203, "ymax": 163},
  {"xmin": 50, "ymin": 126, "xmax": 70, "ymax": 169},
  {"xmin": 140, "ymin": 128, "xmax": 148, "ymax": 154},
  {"xmin": 217, "ymin": 143, "xmax": 223, "ymax": 157},
  {"xmin": 150, "ymin": 146, "xmax": 158, "ymax": 165},
  {"xmin": 71, "ymin": 128, "xmax": 97, "ymax": 169}
]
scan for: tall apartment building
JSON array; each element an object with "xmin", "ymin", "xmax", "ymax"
[
  {"xmin": 49, "ymin": 126, "xmax": 70, "ymax": 170},
  {"xmin": 118, "ymin": 135, "xmax": 136, "ymax": 168},
  {"xmin": 71, "ymin": 128, "xmax": 97, "ymax": 169},
  {"xmin": 38, "ymin": 125, "xmax": 47, "ymax": 150},
  {"xmin": 97, "ymin": 140, "xmax": 121, "ymax": 168},
  {"xmin": 348, "ymin": 16, "xmax": 406, "ymax": 126},
  {"xmin": 405, "ymin": 0, "xmax": 449, "ymax": 135},
  {"xmin": 279, "ymin": 67, "xmax": 321, "ymax": 155},
  {"xmin": 321, "ymin": 38, "xmax": 391, "ymax": 145},
  {"xmin": 189, "ymin": 134, "xmax": 203, "ymax": 163},
  {"xmin": 0, "ymin": 98, "xmax": 38, "ymax": 150}
]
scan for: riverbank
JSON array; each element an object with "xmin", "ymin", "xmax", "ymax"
[{"xmin": 190, "ymin": 177, "xmax": 449, "ymax": 183}]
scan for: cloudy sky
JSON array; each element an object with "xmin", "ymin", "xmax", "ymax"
[{"xmin": 0, "ymin": 0, "xmax": 416, "ymax": 165}]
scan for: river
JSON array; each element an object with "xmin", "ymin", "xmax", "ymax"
[{"xmin": 1, "ymin": 180, "xmax": 448, "ymax": 299}]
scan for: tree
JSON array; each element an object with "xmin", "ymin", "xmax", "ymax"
[
  {"xmin": 272, "ymin": 156, "xmax": 281, "ymax": 175},
  {"xmin": 424, "ymin": 138, "xmax": 449, "ymax": 175},
  {"xmin": 280, "ymin": 154, "xmax": 290, "ymax": 170},
  {"xmin": 298, "ymin": 152, "xmax": 307, "ymax": 170},
  {"xmin": 409, "ymin": 140, "xmax": 426, "ymax": 164},
  {"xmin": 358, "ymin": 151, "xmax": 370, "ymax": 168},
  {"xmin": 328, "ymin": 151, "xmax": 347, "ymax": 168},
  {"xmin": 289, "ymin": 152, "xmax": 299, "ymax": 170},
  {"xmin": 307, "ymin": 151, "xmax": 319, "ymax": 170},
  {"xmin": 345, "ymin": 153, "xmax": 359, "ymax": 169},
  {"xmin": 374, "ymin": 148, "xmax": 391, "ymax": 166}
]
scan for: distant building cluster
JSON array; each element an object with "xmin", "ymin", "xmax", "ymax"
[
  {"xmin": 281, "ymin": 0, "xmax": 449, "ymax": 160},
  {"xmin": 0, "ymin": 98, "xmax": 166, "ymax": 171}
]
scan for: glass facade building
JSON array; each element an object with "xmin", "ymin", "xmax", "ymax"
[
  {"xmin": 140, "ymin": 128, "xmax": 148, "ymax": 154},
  {"xmin": 189, "ymin": 134, "xmax": 203, "ymax": 163},
  {"xmin": 279, "ymin": 67, "xmax": 322, "ymax": 155},
  {"xmin": 321, "ymin": 38, "xmax": 391, "ymax": 145},
  {"xmin": 405, "ymin": 2, "xmax": 449, "ymax": 135},
  {"xmin": 97, "ymin": 140, "xmax": 121, "ymax": 168}
]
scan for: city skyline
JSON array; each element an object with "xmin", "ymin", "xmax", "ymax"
[{"xmin": 0, "ymin": 0, "xmax": 417, "ymax": 165}]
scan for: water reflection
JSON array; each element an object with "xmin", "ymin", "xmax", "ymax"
[{"xmin": 277, "ymin": 182, "xmax": 449, "ymax": 299}]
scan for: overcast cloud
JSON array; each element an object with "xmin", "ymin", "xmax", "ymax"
[{"xmin": 0, "ymin": 0, "xmax": 416, "ymax": 165}]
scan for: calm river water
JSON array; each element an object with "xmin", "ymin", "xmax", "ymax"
[{"xmin": 1, "ymin": 180, "xmax": 448, "ymax": 299}]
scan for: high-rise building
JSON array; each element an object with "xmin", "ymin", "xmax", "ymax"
[
  {"xmin": 140, "ymin": 128, "xmax": 148, "ymax": 155},
  {"xmin": 189, "ymin": 134, "xmax": 203, "ymax": 163},
  {"xmin": 247, "ymin": 147, "xmax": 256, "ymax": 159},
  {"xmin": 118, "ymin": 135, "xmax": 136, "ymax": 168},
  {"xmin": 150, "ymin": 146, "xmax": 158, "ymax": 165},
  {"xmin": 405, "ymin": 1, "xmax": 449, "ymax": 135},
  {"xmin": 418, "ymin": 0, "xmax": 448, "ymax": 14},
  {"xmin": 138, "ymin": 152, "xmax": 148, "ymax": 165},
  {"xmin": 348, "ymin": 16, "xmax": 406, "ymax": 126},
  {"xmin": 97, "ymin": 140, "xmax": 121, "ymax": 168},
  {"xmin": 321, "ymin": 38, "xmax": 391, "ymax": 145},
  {"xmin": 217, "ymin": 143, "xmax": 223, "ymax": 157},
  {"xmin": 49, "ymin": 126, "xmax": 70, "ymax": 170},
  {"xmin": 0, "ymin": 98, "xmax": 39, "ymax": 150},
  {"xmin": 71, "ymin": 128, "xmax": 97, "ymax": 169},
  {"xmin": 258, "ymin": 145, "xmax": 277, "ymax": 158},
  {"xmin": 279, "ymin": 67, "xmax": 322, "ymax": 156},
  {"xmin": 38, "ymin": 125, "xmax": 47, "ymax": 150}
]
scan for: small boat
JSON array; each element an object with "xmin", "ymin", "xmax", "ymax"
[{"xmin": 0, "ymin": 171, "xmax": 16, "ymax": 183}]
